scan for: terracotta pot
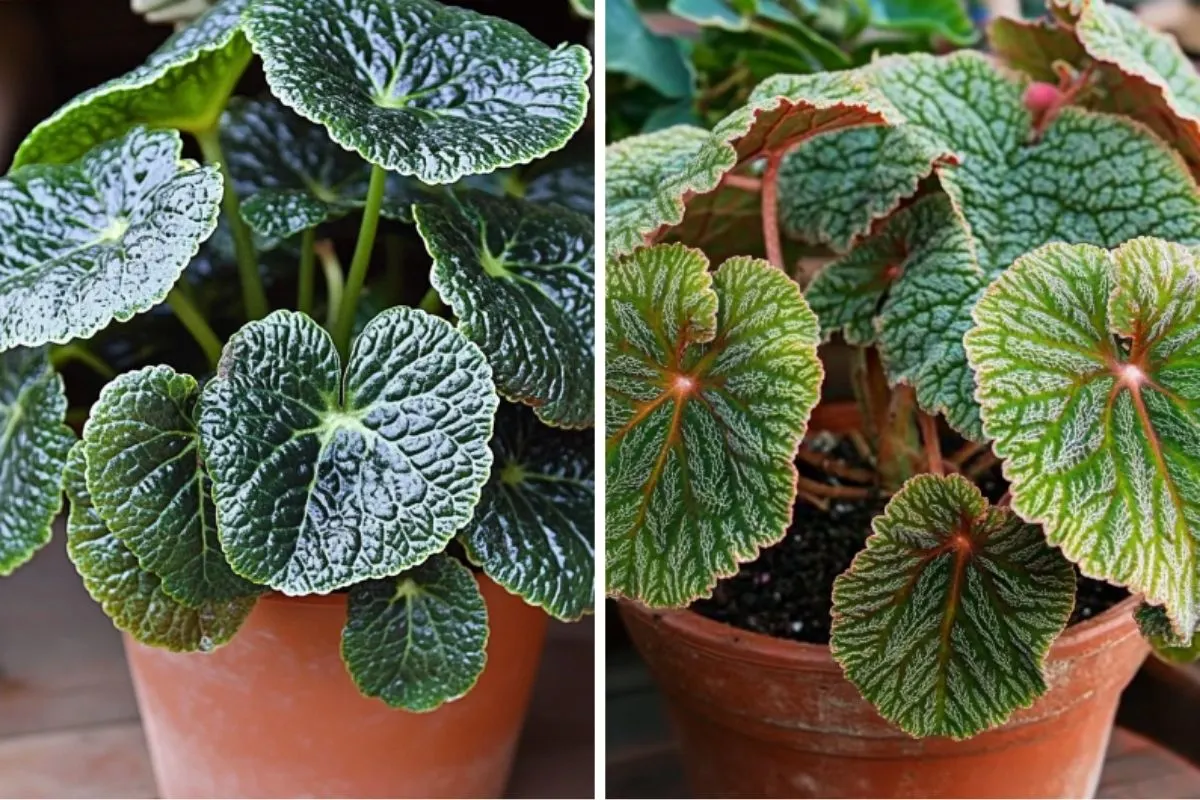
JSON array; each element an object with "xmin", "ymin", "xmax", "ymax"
[
  {"xmin": 620, "ymin": 401, "xmax": 1151, "ymax": 798},
  {"xmin": 125, "ymin": 576, "xmax": 549, "ymax": 799}
]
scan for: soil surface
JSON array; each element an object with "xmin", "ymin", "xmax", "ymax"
[{"xmin": 690, "ymin": 435, "xmax": 1127, "ymax": 644}]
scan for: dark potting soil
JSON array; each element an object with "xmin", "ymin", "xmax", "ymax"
[{"xmin": 690, "ymin": 436, "xmax": 1127, "ymax": 644}]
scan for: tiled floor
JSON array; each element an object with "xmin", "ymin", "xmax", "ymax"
[{"xmin": 0, "ymin": 521, "xmax": 594, "ymax": 799}]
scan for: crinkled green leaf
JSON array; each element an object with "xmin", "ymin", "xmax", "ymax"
[
  {"xmin": 64, "ymin": 442, "xmax": 254, "ymax": 652},
  {"xmin": 831, "ymin": 474, "xmax": 1076, "ymax": 740},
  {"xmin": 415, "ymin": 192, "xmax": 594, "ymax": 429},
  {"xmin": 0, "ymin": 348, "xmax": 72, "ymax": 575},
  {"xmin": 795, "ymin": 51, "xmax": 1200, "ymax": 440},
  {"xmin": 0, "ymin": 127, "xmax": 223, "ymax": 351},
  {"xmin": 604, "ymin": 67, "xmax": 897, "ymax": 260},
  {"xmin": 966, "ymin": 238, "xmax": 1200, "ymax": 638},
  {"xmin": 221, "ymin": 97, "xmax": 420, "ymax": 242},
  {"xmin": 82, "ymin": 366, "xmax": 260, "ymax": 605},
  {"xmin": 608, "ymin": 0, "xmax": 694, "ymax": 99},
  {"xmin": 13, "ymin": 0, "xmax": 251, "ymax": 167},
  {"xmin": 341, "ymin": 553, "xmax": 487, "ymax": 711},
  {"xmin": 1136, "ymin": 602, "xmax": 1200, "ymax": 663},
  {"xmin": 199, "ymin": 309, "xmax": 498, "ymax": 595},
  {"xmin": 244, "ymin": 0, "xmax": 591, "ymax": 184},
  {"xmin": 606, "ymin": 245, "xmax": 822, "ymax": 607},
  {"xmin": 461, "ymin": 403, "xmax": 594, "ymax": 621},
  {"xmin": 992, "ymin": 0, "xmax": 1200, "ymax": 175}
]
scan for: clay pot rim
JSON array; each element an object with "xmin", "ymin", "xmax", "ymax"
[{"xmin": 618, "ymin": 593, "xmax": 1143, "ymax": 673}]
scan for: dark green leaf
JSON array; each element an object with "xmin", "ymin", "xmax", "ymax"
[
  {"xmin": 608, "ymin": 0, "xmax": 694, "ymax": 99},
  {"xmin": 461, "ymin": 403, "xmax": 594, "ymax": 621},
  {"xmin": 867, "ymin": 0, "xmax": 976, "ymax": 45},
  {"xmin": 199, "ymin": 309, "xmax": 498, "ymax": 595},
  {"xmin": 341, "ymin": 553, "xmax": 488, "ymax": 711},
  {"xmin": 415, "ymin": 192, "xmax": 594, "ymax": 429},
  {"xmin": 1136, "ymin": 603, "xmax": 1200, "ymax": 663},
  {"xmin": 524, "ymin": 163, "xmax": 594, "ymax": 216},
  {"xmin": 0, "ymin": 127, "xmax": 223, "ymax": 351},
  {"xmin": 244, "ymin": 0, "xmax": 592, "ymax": 183},
  {"xmin": 0, "ymin": 348, "xmax": 73, "ymax": 575}
]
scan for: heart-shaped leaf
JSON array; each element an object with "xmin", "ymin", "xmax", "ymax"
[
  {"xmin": 341, "ymin": 553, "xmax": 487, "ymax": 711},
  {"xmin": 1136, "ymin": 603, "xmax": 1200, "ymax": 663},
  {"xmin": 64, "ymin": 443, "xmax": 255, "ymax": 652},
  {"xmin": 966, "ymin": 238, "xmax": 1200, "ymax": 638},
  {"xmin": 220, "ymin": 97, "xmax": 422, "ymax": 242},
  {"xmin": 606, "ymin": 244, "xmax": 822, "ymax": 607},
  {"xmin": 604, "ymin": 67, "xmax": 897, "ymax": 260},
  {"xmin": 792, "ymin": 51, "xmax": 1200, "ymax": 440},
  {"xmin": 461, "ymin": 403, "xmax": 594, "ymax": 621},
  {"xmin": 82, "ymin": 366, "xmax": 260, "ymax": 605},
  {"xmin": 415, "ymin": 192, "xmax": 594, "ymax": 429},
  {"xmin": 0, "ymin": 127, "xmax": 223, "ymax": 351},
  {"xmin": 13, "ymin": 0, "xmax": 251, "ymax": 168},
  {"xmin": 244, "ymin": 0, "xmax": 592, "ymax": 184},
  {"xmin": 831, "ymin": 474, "xmax": 1076, "ymax": 739},
  {"xmin": 199, "ymin": 309, "xmax": 498, "ymax": 595},
  {"xmin": 991, "ymin": 0, "xmax": 1200, "ymax": 175},
  {"xmin": 0, "ymin": 348, "xmax": 73, "ymax": 575}
]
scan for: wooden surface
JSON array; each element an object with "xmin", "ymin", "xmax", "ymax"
[
  {"xmin": 606, "ymin": 643, "xmax": 1200, "ymax": 800},
  {"xmin": 0, "ymin": 521, "xmax": 594, "ymax": 799}
]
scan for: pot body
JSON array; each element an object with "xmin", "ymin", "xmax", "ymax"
[{"xmin": 125, "ymin": 576, "xmax": 549, "ymax": 799}]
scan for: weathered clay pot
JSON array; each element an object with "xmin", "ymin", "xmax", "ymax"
[
  {"xmin": 620, "ymin": 401, "xmax": 1150, "ymax": 798},
  {"xmin": 125, "ymin": 576, "xmax": 549, "ymax": 799}
]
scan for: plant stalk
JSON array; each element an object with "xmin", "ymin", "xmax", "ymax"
[
  {"xmin": 334, "ymin": 163, "xmax": 388, "ymax": 356},
  {"xmin": 167, "ymin": 287, "xmax": 222, "ymax": 370},
  {"xmin": 315, "ymin": 240, "xmax": 345, "ymax": 333},
  {"xmin": 919, "ymin": 412, "xmax": 944, "ymax": 476},
  {"xmin": 298, "ymin": 228, "xmax": 316, "ymax": 317},
  {"xmin": 193, "ymin": 128, "xmax": 268, "ymax": 321},
  {"xmin": 50, "ymin": 343, "xmax": 115, "ymax": 380},
  {"xmin": 761, "ymin": 151, "xmax": 785, "ymax": 271}
]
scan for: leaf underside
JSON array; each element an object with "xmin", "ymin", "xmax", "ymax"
[
  {"xmin": 244, "ymin": 0, "xmax": 591, "ymax": 183},
  {"xmin": 966, "ymin": 238, "xmax": 1200, "ymax": 639},
  {"xmin": 461, "ymin": 402, "xmax": 595, "ymax": 621},
  {"xmin": 341, "ymin": 553, "xmax": 488, "ymax": 711},
  {"xmin": 1136, "ymin": 602, "xmax": 1200, "ymax": 663},
  {"xmin": 13, "ymin": 0, "xmax": 251, "ymax": 167},
  {"xmin": 0, "ymin": 348, "xmax": 73, "ymax": 575},
  {"xmin": 415, "ymin": 191, "xmax": 595, "ymax": 429},
  {"xmin": 0, "ymin": 127, "xmax": 223, "ymax": 351},
  {"xmin": 64, "ymin": 443, "xmax": 255, "ymax": 652},
  {"xmin": 606, "ymin": 244, "xmax": 823, "ymax": 607},
  {"xmin": 831, "ymin": 474, "xmax": 1076, "ymax": 740},
  {"xmin": 199, "ymin": 309, "xmax": 498, "ymax": 595}
]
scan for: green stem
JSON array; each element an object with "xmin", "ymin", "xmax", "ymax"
[
  {"xmin": 298, "ymin": 228, "xmax": 316, "ymax": 317},
  {"xmin": 193, "ymin": 127, "xmax": 269, "ymax": 321},
  {"xmin": 167, "ymin": 288, "xmax": 222, "ymax": 370},
  {"xmin": 334, "ymin": 163, "xmax": 387, "ymax": 356},
  {"xmin": 316, "ymin": 240, "xmax": 345, "ymax": 333},
  {"xmin": 418, "ymin": 286, "xmax": 445, "ymax": 315},
  {"xmin": 50, "ymin": 343, "xmax": 115, "ymax": 380}
]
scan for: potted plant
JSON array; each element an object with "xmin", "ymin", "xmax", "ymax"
[
  {"xmin": 0, "ymin": 0, "xmax": 595, "ymax": 796},
  {"xmin": 605, "ymin": 0, "xmax": 1200, "ymax": 796}
]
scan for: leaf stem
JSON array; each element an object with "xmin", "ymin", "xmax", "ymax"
[
  {"xmin": 761, "ymin": 151, "xmax": 785, "ymax": 271},
  {"xmin": 723, "ymin": 173, "xmax": 762, "ymax": 192},
  {"xmin": 796, "ymin": 474, "xmax": 876, "ymax": 501},
  {"xmin": 795, "ymin": 447, "xmax": 876, "ymax": 485},
  {"xmin": 298, "ymin": 228, "xmax": 316, "ymax": 317},
  {"xmin": 919, "ymin": 412, "xmax": 944, "ymax": 476},
  {"xmin": 418, "ymin": 286, "xmax": 445, "ymax": 315},
  {"xmin": 334, "ymin": 163, "xmax": 388, "ymax": 357},
  {"xmin": 167, "ymin": 287, "xmax": 222, "ymax": 370},
  {"xmin": 315, "ymin": 240, "xmax": 345, "ymax": 332},
  {"xmin": 50, "ymin": 343, "xmax": 115, "ymax": 380},
  {"xmin": 193, "ymin": 127, "xmax": 268, "ymax": 321}
]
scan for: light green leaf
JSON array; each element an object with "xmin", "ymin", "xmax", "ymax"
[
  {"xmin": 606, "ymin": 244, "xmax": 823, "ymax": 607},
  {"xmin": 0, "ymin": 348, "xmax": 73, "ymax": 575},
  {"xmin": 64, "ymin": 442, "xmax": 254, "ymax": 652},
  {"xmin": 415, "ymin": 192, "xmax": 594, "ymax": 429},
  {"xmin": 0, "ymin": 127, "xmax": 223, "ymax": 351},
  {"xmin": 13, "ymin": 0, "xmax": 251, "ymax": 167},
  {"xmin": 244, "ymin": 0, "xmax": 591, "ymax": 184},
  {"xmin": 966, "ymin": 238, "xmax": 1200, "ymax": 638},
  {"xmin": 1136, "ymin": 602, "xmax": 1200, "ymax": 663},
  {"xmin": 82, "ymin": 366, "xmax": 260, "ymax": 605},
  {"xmin": 220, "ymin": 97, "xmax": 420, "ymax": 241},
  {"xmin": 604, "ymin": 67, "xmax": 897, "ymax": 260},
  {"xmin": 608, "ymin": 0, "xmax": 694, "ymax": 99},
  {"xmin": 831, "ymin": 474, "xmax": 1076, "ymax": 739},
  {"xmin": 341, "ymin": 553, "xmax": 487, "ymax": 711},
  {"xmin": 199, "ymin": 309, "xmax": 498, "ymax": 595},
  {"xmin": 461, "ymin": 403, "xmax": 594, "ymax": 621},
  {"xmin": 569, "ymin": 0, "xmax": 594, "ymax": 20},
  {"xmin": 867, "ymin": 0, "xmax": 977, "ymax": 45}
]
